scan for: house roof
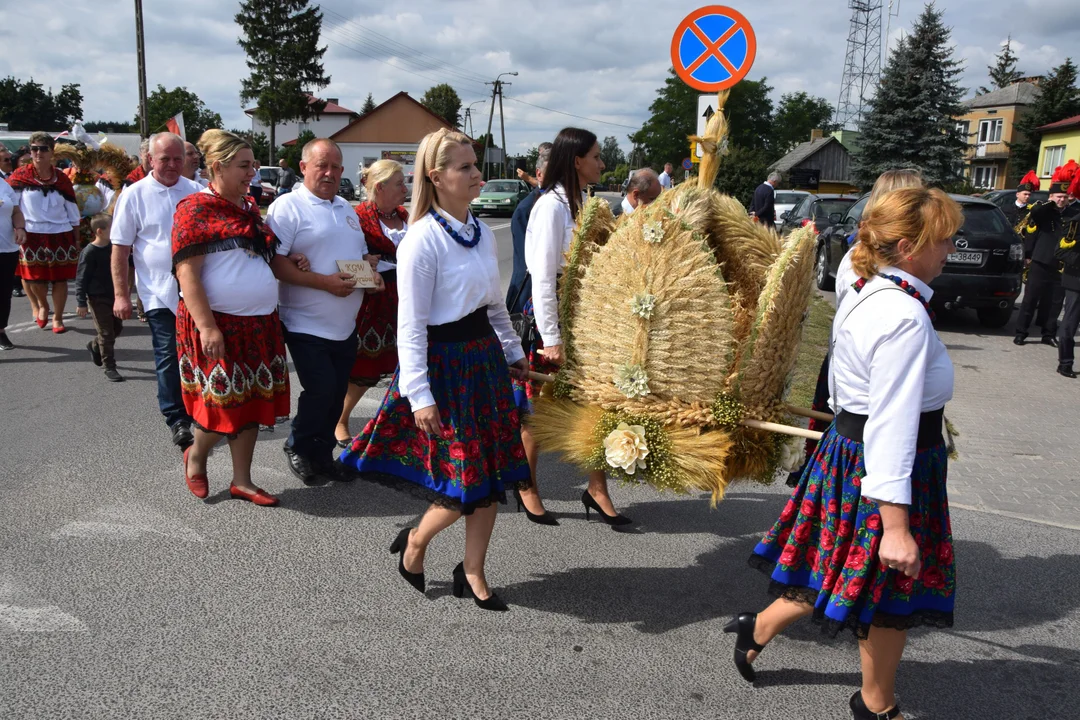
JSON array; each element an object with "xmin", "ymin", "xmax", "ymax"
[
  {"xmin": 1037, "ymin": 113, "xmax": 1080, "ymax": 133},
  {"xmin": 244, "ymin": 94, "xmax": 356, "ymax": 116},
  {"xmin": 963, "ymin": 82, "xmax": 1040, "ymax": 109},
  {"xmin": 328, "ymin": 91, "xmax": 466, "ymax": 142},
  {"xmin": 770, "ymin": 136, "xmax": 842, "ymax": 173}
]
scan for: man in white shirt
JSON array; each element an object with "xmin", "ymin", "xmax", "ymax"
[
  {"xmin": 617, "ymin": 168, "xmax": 662, "ymax": 217},
  {"xmin": 658, "ymin": 162, "xmax": 674, "ymax": 190},
  {"xmin": 0, "ymin": 147, "xmax": 12, "ymax": 180},
  {"xmin": 267, "ymin": 138, "xmax": 381, "ymax": 484},
  {"xmin": 111, "ymin": 132, "xmax": 201, "ymax": 449}
]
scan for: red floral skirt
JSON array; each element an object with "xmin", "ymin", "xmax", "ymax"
[
  {"xmin": 350, "ymin": 277, "xmax": 398, "ymax": 386},
  {"xmin": 176, "ymin": 300, "xmax": 290, "ymax": 435},
  {"xmin": 18, "ymin": 229, "xmax": 79, "ymax": 281}
]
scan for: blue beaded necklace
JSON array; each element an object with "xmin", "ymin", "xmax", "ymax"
[
  {"xmin": 429, "ymin": 208, "xmax": 482, "ymax": 248},
  {"xmin": 852, "ymin": 274, "xmax": 936, "ymax": 322}
]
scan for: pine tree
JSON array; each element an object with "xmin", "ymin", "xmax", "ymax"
[
  {"xmin": 979, "ymin": 37, "xmax": 1024, "ymax": 95},
  {"xmin": 235, "ymin": 0, "xmax": 330, "ymax": 163},
  {"xmin": 360, "ymin": 93, "xmax": 376, "ymax": 115},
  {"xmin": 853, "ymin": 4, "xmax": 967, "ymax": 188},
  {"xmin": 1011, "ymin": 58, "xmax": 1080, "ymax": 172}
]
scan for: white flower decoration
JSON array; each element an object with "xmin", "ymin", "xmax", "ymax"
[
  {"xmin": 630, "ymin": 293, "xmax": 656, "ymax": 319},
  {"xmin": 603, "ymin": 422, "xmax": 650, "ymax": 475},
  {"xmin": 614, "ymin": 364, "xmax": 650, "ymax": 398},
  {"xmin": 778, "ymin": 434, "xmax": 804, "ymax": 473},
  {"xmin": 642, "ymin": 221, "xmax": 664, "ymax": 244}
]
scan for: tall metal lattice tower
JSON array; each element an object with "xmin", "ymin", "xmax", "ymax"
[{"xmin": 834, "ymin": 0, "xmax": 883, "ymax": 130}]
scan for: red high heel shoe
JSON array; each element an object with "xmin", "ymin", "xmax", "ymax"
[
  {"xmin": 229, "ymin": 485, "xmax": 279, "ymax": 506},
  {"xmin": 182, "ymin": 447, "xmax": 209, "ymax": 499}
]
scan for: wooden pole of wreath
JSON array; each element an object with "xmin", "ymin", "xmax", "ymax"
[
  {"xmin": 525, "ymin": 373, "xmax": 825, "ymax": 442},
  {"xmin": 784, "ymin": 404, "xmax": 835, "ymax": 423}
]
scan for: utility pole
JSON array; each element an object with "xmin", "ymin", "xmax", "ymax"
[
  {"xmin": 134, "ymin": 0, "xmax": 149, "ymax": 138},
  {"xmin": 498, "ymin": 83, "xmax": 509, "ymax": 179},
  {"xmin": 481, "ymin": 84, "xmax": 498, "ymax": 181}
]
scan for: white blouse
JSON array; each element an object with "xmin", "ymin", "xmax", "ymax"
[
  {"xmin": 835, "ymin": 245, "xmax": 857, "ymax": 307},
  {"xmin": 0, "ymin": 180, "xmax": 20, "ymax": 254},
  {"xmin": 376, "ymin": 219, "xmax": 407, "ymax": 273},
  {"xmin": 524, "ymin": 184, "xmax": 585, "ymax": 347},
  {"xmin": 16, "ymin": 179, "xmax": 80, "ymax": 234},
  {"xmin": 829, "ymin": 267, "xmax": 954, "ymax": 506},
  {"xmin": 397, "ymin": 208, "xmax": 525, "ymax": 412}
]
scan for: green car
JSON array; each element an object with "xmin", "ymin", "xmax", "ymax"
[{"xmin": 470, "ymin": 179, "xmax": 532, "ymax": 217}]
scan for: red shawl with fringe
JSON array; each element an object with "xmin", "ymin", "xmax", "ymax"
[
  {"xmin": 172, "ymin": 188, "xmax": 278, "ymax": 270},
  {"xmin": 124, "ymin": 164, "xmax": 147, "ymax": 187},
  {"xmin": 355, "ymin": 200, "xmax": 408, "ymax": 261},
  {"xmin": 7, "ymin": 163, "xmax": 77, "ymax": 204}
]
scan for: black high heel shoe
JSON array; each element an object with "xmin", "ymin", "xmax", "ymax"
[
  {"xmin": 514, "ymin": 488, "xmax": 559, "ymax": 526},
  {"xmin": 723, "ymin": 612, "xmax": 765, "ymax": 683},
  {"xmin": 581, "ymin": 490, "xmax": 632, "ymax": 526},
  {"xmin": 451, "ymin": 562, "xmax": 509, "ymax": 611},
  {"xmin": 389, "ymin": 527, "xmax": 425, "ymax": 594},
  {"xmin": 849, "ymin": 691, "xmax": 901, "ymax": 719}
]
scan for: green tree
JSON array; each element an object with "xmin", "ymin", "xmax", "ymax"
[
  {"xmin": 631, "ymin": 68, "xmax": 698, "ymax": 169},
  {"xmin": 599, "ymin": 135, "xmax": 626, "ymax": 171},
  {"xmin": 421, "ymin": 83, "xmax": 462, "ymax": 127},
  {"xmin": 1011, "ymin": 58, "xmax": 1079, "ymax": 173},
  {"xmin": 979, "ymin": 36, "xmax": 1024, "ymax": 95},
  {"xmin": 771, "ymin": 91, "xmax": 838, "ymax": 155},
  {"xmin": 84, "ymin": 120, "xmax": 137, "ymax": 133},
  {"xmin": 229, "ymin": 128, "xmax": 270, "ymax": 164},
  {"xmin": 360, "ymin": 92, "xmax": 377, "ymax": 114},
  {"xmin": 853, "ymin": 5, "xmax": 967, "ymax": 188},
  {"xmin": 138, "ymin": 85, "xmax": 223, "ymax": 142},
  {"xmin": 726, "ymin": 78, "xmax": 775, "ymax": 155},
  {"xmin": 278, "ymin": 129, "xmax": 315, "ymax": 172},
  {"xmin": 713, "ymin": 145, "xmax": 773, "ymax": 206},
  {"xmin": 0, "ymin": 76, "xmax": 83, "ymax": 130},
  {"xmin": 236, "ymin": 0, "xmax": 330, "ymax": 163}
]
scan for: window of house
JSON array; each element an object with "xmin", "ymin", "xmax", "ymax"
[
  {"xmin": 1042, "ymin": 145, "xmax": 1066, "ymax": 177},
  {"xmin": 955, "ymin": 120, "xmax": 970, "ymax": 142},
  {"xmin": 972, "ymin": 165, "xmax": 998, "ymax": 189},
  {"xmin": 977, "ymin": 118, "xmax": 1003, "ymax": 144}
]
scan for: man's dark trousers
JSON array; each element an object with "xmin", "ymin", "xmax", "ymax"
[
  {"xmin": 144, "ymin": 308, "xmax": 191, "ymax": 429},
  {"xmin": 1015, "ymin": 261, "xmax": 1062, "ymax": 340},
  {"xmin": 1058, "ymin": 289, "xmax": 1080, "ymax": 368},
  {"xmin": 284, "ymin": 329, "xmax": 359, "ymax": 465}
]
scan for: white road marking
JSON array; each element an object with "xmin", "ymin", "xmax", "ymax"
[
  {"xmin": 0, "ymin": 604, "xmax": 89, "ymax": 633},
  {"xmin": 488, "ymin": 223, "xmax": 511, "ymax": 231},
  {"xmin": 51, "ymin": 504, "xmax": 205, "ymax": 542}
]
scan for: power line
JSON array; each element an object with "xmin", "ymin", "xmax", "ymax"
[{"xmin": 502, "ymin": 96, "xmax": 640, "ymax": 131}]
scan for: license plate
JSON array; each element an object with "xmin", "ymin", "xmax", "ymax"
[
  {"xmin": 482, "ymin": 205, "xmax": 497, "ymax": 210},
  {"xmin": 947, "ymin": 251, "xmax": 982, "ymax": 265}
]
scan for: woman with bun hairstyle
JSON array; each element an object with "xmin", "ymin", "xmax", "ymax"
[{"xmin": 727, "ymin": 187, "xmax": 963, "ymax": 720}]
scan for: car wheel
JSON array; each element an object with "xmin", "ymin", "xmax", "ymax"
[
  {"xmin": 815, "ymin": 244, "xmax": 835, "ymax": 291},
  {"xmin": 977, "ymin": 306, "xmax": 1013, "ymax": 328}
]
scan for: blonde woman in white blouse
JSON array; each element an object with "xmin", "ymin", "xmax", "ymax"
[
  {"xmin": 729, "ymin": 188, "xmax": 964, "ymax": 720},
  {"xmin": 339, "ymin": 129, "xmax": 530, "ymax": 612},
  {"xmin": 517, "ymin": 127, "xmax": 633, "ymax": 526}
]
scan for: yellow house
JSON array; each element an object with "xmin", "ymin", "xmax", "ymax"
[
  {"xmin": 956, "ymin": 81, "xmax": 1040, "ymax": 190},
  {"xmin": 1036, "ymin": 114, "xmax": 1080, "ymax": 180}
]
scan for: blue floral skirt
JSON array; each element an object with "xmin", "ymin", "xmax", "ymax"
[
  {"xmin": 749, "ymin": 424, "xmax": 956, "ymax": 639},
  {"xmin": 338, "ymin": 331, "xmax": 531, "ymax": 514}
]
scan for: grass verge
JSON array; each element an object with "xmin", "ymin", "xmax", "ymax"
[{"xmin": 787, "ymin": 294, "xmax": 835, "ymax": 410}]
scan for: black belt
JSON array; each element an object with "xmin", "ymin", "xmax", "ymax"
[
  {"xmin": 835, "ymin": 408, "xmax": 945, "ymax": 448},
  {"xmin": 380, "ymin": 269, "xmax": 397, "ymax": 285},
  {"xmin": 427, "ymin": 308, "xmax": 492, "ymax": 342}
]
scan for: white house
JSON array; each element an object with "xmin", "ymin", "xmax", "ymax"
[{"xmin": 244, "ymin": 94, "xmax": 358, "ymax": 147}]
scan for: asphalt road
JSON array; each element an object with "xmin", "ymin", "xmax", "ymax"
[{"xmin": 2, "ymin": 198, "xmax": 1078, "ymax": 719}]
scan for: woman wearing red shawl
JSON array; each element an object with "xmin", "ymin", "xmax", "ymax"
[
  {"xmin": 172, "ymin": 130, "xmax": 289, "ymax": 507},
  {"xmin": 334, "ymin": 159, "xmax": 408, "ymax": 446},
  {"xmin": 9, "ymin": 132, "xmax": 81, "ymax": 333}
]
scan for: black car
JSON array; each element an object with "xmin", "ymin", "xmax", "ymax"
[
  {"xmin": 778, "ymin": 194, "xmax": 858, "ymax": 236},
  {"xmin": 339, "ymin": 177, "xmax": 356, "ymax": 201},
  {"xmin": 814, "ymin": 193, "xmax": 1024, "ymax": 327},
  {"xmin": 981, "ymin": 188, "xmax": 1049, "ymax": 210}
]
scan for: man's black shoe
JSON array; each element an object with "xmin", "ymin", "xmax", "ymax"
[
  {"xmin": 1012, "ymin": 336, "xmax": 1026, "ymax": 346},
  {"xmin": 317, "ymin": 457, "xmax": 356, "ymax": 483},
  {"xmin": 0, "ymin": 332, "xmax": 13, "ymax": 351},
  {"xmin": 87, "ymin": 340, "xmax": 102, "ymax": 366},
  {"xmin": 1041, "ymin": 336, "xmax": 1059, "ymax": 348},
  {"xmin": 104, "ymin": 368, "xmax": 125, "ymax": 382},
  {"xmin": 1057, "ymin": 365, "xmax": 1077, "ymax": 379},
  {"xmin": 171, "ymin": 422, "xmax": 194, "ymax": 449},
  {"xmin": 284, "ymin": 446, "xmax": 327, "ymax": 486}
]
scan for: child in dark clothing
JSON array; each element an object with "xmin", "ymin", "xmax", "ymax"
[{"xmin": 76, "ymin": 213, "xmax": 124, "ymax": 382}]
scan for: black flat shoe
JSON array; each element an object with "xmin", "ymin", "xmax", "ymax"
[
  {"xmin": 0, "ymin": 332, "xmax": 13, "ymax": 351},
  {"xmin": 389, "ymin": 527, "xmax": 425, "ymax": 594},
  {"xmin": 1012, "ymin": 336, "xmax": 1025, "ymax": 345},
  {"xmin": 86, "ymin": 340, "xmax": 102, "ymax": 366},
  {"xmin": 723, "ymin": 612, "xmax": 765, "ymax": 683},
  {"xmin": 1057, "ymin": 365, "xmax": 1077, "ymax": 379},
  {"xmin": 581, "ymin": 489, "xmax": 632, "ymax": 526},
  {"xmin": 1042, "ymin": 336, "xmax": 1059, "ymax": 347},
  {"xmin": 451, "ymin": 562, "xmax": 508, "ymax": 611},
  {"xmin": 514, "ymin": 489, "xmax": 559, "ymax": 526},
  {"xmin": 283, "ymin": 446, "xmax": 326, "ymax": 486},
  {"xmin": 336, "ymin": 438, "xmax": 350, "ymax": 449},
  {"xmin": 849, "ymin": 690, "xmax": 901, "ymax": 719},
  {"xmin": 170, "ymin": 421, "xmax": 194, "ymax": 450}
]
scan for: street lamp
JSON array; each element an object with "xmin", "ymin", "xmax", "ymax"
[{"xmin": 483, "ymin": 71, "xmax": 518, "ymax": 180}]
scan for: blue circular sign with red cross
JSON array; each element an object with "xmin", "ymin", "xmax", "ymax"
[
  {"xmin": 671, "ymin": 6, "xmax": 757, "ymax": 92},
  {"xmin": 682, "ymin": 158, "xmax": 694, "ymax": 171}
]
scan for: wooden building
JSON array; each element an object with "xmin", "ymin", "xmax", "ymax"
[{"xmin": 769, "ymin": 132, "xmax": 858, "ymax": 194}]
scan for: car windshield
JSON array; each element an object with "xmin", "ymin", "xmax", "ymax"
[
  {"xmin": 259, "ymin": 168, "xmax": 276, "ymax": 183},
  {"xmin": 814, "ymin": 199, "xmax": 857, "ymax": 219},
  {"xmin": 482, "ymin": 181, "xmax": 519, "ymax": 194},
  {"xmin": 960, "ymin": 205, "xmax": 1010, "ymax": 234},
  {"xmin": 775, "ymin": 192, "xmax": 804, "ymax": 205}
]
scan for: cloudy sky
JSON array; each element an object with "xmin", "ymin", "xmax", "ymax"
[{"xmin": 3, "ymin": 0, "xmax": 1079, "ymax": 155}]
